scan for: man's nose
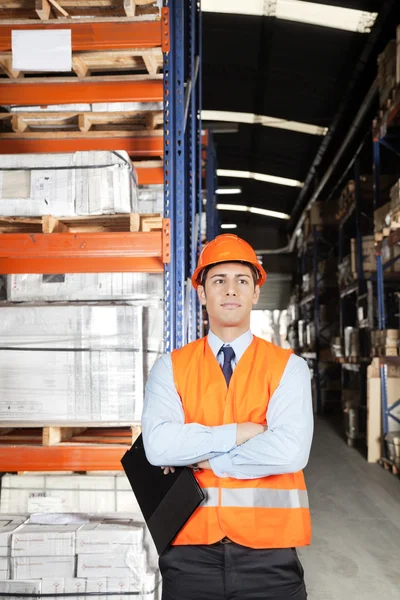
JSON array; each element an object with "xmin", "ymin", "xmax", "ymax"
[{"xmin": 225, "ymin": 282, "xmax": 237, "ymax": 295}]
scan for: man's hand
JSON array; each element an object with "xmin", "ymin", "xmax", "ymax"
[
  {"xmin": 161, "ymin": 466, "xmax": 175, "ymax": 475},
  {"xmin": 236, "ymin": 422, "xmax": 267, "ymax": 446}
]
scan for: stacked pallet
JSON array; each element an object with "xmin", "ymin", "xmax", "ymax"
[{"xmin": 371, "ymin": 329, "xmax": 400, "ymax": 357}]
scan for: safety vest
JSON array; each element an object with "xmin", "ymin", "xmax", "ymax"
[{"xmin": 170, "ymin": 335, "xmax": 311, "ymax": 549}]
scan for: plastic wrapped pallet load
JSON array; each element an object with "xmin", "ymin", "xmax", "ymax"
[
  {"xmin": 0, "ymin": 514, "xmax": 161, "ymax": 599},
  {"xmin": 5, "ymin": 272, "xmax": 163, "ymax": 303},
  {"xmin": 0, "ymin": 305, "xmax": 144, "ymax": 422},
  {"xmin": 0, "ymin": 473, "xmax": 140, "ymax": 515},
  {"xmin": 0, "ymin": 151, "xmax": 137, "ymax": 216}
]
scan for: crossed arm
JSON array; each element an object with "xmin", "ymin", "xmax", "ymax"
[{"xmin": 141, "ymin": 353, "xmax": 314, "ymax": 480}]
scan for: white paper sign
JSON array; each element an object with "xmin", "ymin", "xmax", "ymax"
[{"xmin": 12, "ymin": 29, "xmax": 72, "ymax": 72}]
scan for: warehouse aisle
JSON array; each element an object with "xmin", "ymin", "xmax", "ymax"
[{"xmin": 299, "ymin": 418, "xmax": 400, "ymax": 599}]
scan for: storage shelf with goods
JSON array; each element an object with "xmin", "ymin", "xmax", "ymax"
[
  {"xmin": 294, "ymin": 208, "xmax": 341, "ymax": 415},
  {"xmin": 373, "ymin": 52, "xmax": 400, "ymax": 470},
  {"xmin": 0, "ymin": 0, "xmax": 203, "ymax": 473}
]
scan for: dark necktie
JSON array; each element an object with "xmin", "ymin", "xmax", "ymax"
[{"xmin": 221, "ymin": 345, "xmax": 235, "ymax": 386}]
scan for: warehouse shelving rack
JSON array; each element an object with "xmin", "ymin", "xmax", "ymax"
[
  {"xmin": 298, "ymin": 225, "xmax": 339, "ymax": 415},
  {"xmin": 0, "ymin": 0, "xmax": 203, "ymax": 471},
  {"xmin": 336, "ymin": 158, "xmax": 373, "ymax": 447},
  {"xmin": 372, "ymin": 126, "xmax": 400, "ymax": 452}
]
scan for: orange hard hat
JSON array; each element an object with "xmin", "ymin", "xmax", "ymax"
[{"xmin": 192, "ymin": 234, "xmax": 267, "ymax": 289}]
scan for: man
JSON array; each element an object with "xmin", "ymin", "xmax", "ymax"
[{"xmin": 142, "ymin": 234, "xmax": 313, "ymax": 600}]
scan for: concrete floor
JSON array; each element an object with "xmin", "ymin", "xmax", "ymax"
[{"xmin": 299, "ymin": 417, "xmax": 400, "ymax": 599}]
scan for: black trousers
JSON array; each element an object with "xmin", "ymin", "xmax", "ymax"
[{"xmin": 159, "ymin": 542, "xmax": 307, "ymax": 600}]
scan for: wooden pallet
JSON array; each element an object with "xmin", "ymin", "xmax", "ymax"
[
  {"xmin": 0, "ymin": 48, "xmax": 163, "ymax": 79},
  {"xmin": 0, "ymin": 110, "xmax": 163, "ymax": 133},
  {"xmin": 0, "ymin": 424, "xmax": 141, "ymax": 447},
  {"xmin": 379, "ymin": 457, "xmax": 399, "ymax": 477},
  {"xmin": 0, "ymin": 1, "xmax": 159, "ymax": 21},
  {"xmin": 0, "ymin": 212, "xmax": 163, "ymax": 233}
]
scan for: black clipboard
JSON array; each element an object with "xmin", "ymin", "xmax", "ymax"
[{"xmin": 121, "ymin": 434, "xmax": 205, "ymax": 554}]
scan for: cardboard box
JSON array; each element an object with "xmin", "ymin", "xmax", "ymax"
[
  {"xmin": 86, "ymin": 577, "xmax": 107, "ymax": 600},
  {"xmin": 41, "ymin": 577, "xmax": 65, "ymax": 595},
  {"xmin": 11, "ymin": 524, "xmax": 79, "ymax": 557},
  {"xmin": 378, "ymin": 40, "xmax": 397, "ymax": 107},
  {"xmin": 374, "ymin": 202, "xmax": 391, "ymax": 233},
  {"xmin": 0, "ymin": 517, "xmax": 27, "ymax": 557},
  {"xmin": 0, "ymin": 305, "xmax": 144, "ymax": 423},
  {"xmin": 6, "ymin": 273, "xmax": 163, "ymax": 303},
  {"xmin": 0, "ymin": 151, "xmax": 137, "ymax": 216},
  {"xmin": 137, "ymin": 184, "xmax": 163, "ymax": 214},
  {"xmin": 381, "ymin": 238, "xmax": 400, "ymax": 272},
  {"xmin": 76, "ymin": 522, "xmax": 143, "ymax": 555},
  {"xmin": 351, "ymin": 236, "xmax": 376, "ymax": 276},
  {"xmin": 0, "ymin": 474, "xmax": 141, "ymax": 515},
  {"xmin": 367, "ymin": 358, "xmax": 400, "ymax": 463},
  {"xmin": 41, "ymin": 577, "xmax": 87, "ymax": 599},
  {"xmin": 11, "ymin": 556, "xmax": 75, "ymax": 579},
  {"xmin": 65, "ymin": 577, "xmax": 87, "ymax": 599},
  {"xmin": 77, "ymin": 550, "xmax": 147, "ymax": 578},
  {"xmin": 0, "ymin": 557, "xmax": 9, "ymax": 579},
  {"xmin": 107, "ymin": 577, "xmax": 130, "ymax": 600},
  {"xmin": 0, "ymin": 580, "xmax": 41, "ymax": 597}
]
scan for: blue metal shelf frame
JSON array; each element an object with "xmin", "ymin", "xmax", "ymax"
[
  {"xmin": 196, "ymin": 1, "xmax": 203, "ymax": 340},
  {"xmin": 187, "ymin": 0, "xmax": 202, "ymax": 343},
  {"xmin": 206, "ymin": 132, "xmax": 220, "ymax": 241},
  {"xmin": 373, "ymin": 137, "xmax": 400, "ymax": 443},
  {"xmin": 163, "ymin": 0, "xmax": 202, "ymax": 350},
  {"xmin": 163, "ymin": 0, "xmax": 176, "ymax": 353}
]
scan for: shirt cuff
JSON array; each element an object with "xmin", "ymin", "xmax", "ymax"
[
  {"xmin": 211, "ymin": 423, "xmax": 237, "ymax": 453},
  {"xmin": 209, "ymin": 452, "xmax": 234, "ymax": 478}
]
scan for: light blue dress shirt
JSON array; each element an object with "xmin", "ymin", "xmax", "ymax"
[{"xmin": 141, "ymin": 330, "xmax": 313, "ymax": 479}]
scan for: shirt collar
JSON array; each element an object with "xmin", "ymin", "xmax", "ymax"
[{"xmin": 207, "ymin": 329, "xmax": 253, "ymax": 363}]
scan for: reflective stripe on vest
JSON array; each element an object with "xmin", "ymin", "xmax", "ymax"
[
  {"xmin": 201, "ymin": 487, "xmax": 309, "ymax": 509},
  {"xmin": 201, "ymin": 487, "xmax": 219, "ymax": 507}
]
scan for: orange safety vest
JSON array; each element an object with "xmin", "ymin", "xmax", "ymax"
[{"xmin": 170, "ymin": 335, "xmax": 311, "ymax": 549}]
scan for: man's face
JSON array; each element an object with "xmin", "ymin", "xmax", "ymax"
[{"xmin": 197, "ymin": 262, "xmax": 260, "ymax": 327}]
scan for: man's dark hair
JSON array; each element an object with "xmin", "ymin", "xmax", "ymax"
[{"xmin": 199, "ymin": 261, "xmax": 259, "ymax": 288}]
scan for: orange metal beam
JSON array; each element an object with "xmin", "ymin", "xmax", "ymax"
[
  {"xmin": 0, "ymin": 20, "xmax": 162, "ymax": 53},
  {"xmin": 0, "ymin": 445, "xmax": 125, "ymax": 472},
  {"xmin": 134, "ymin": 163, "xmax": 164, "ymax": 184},
  {"xmin": 0, "ymin": 78, "xmax": 163, "ymax": 105},
  {"xmin": 0, "ymin": 136, "xmax": 163, "ymax": 158},
  {"xmin": 0, "ymin": 231, "xmax": 167, "ymax": 274}
]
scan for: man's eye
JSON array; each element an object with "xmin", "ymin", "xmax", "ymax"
[
  {"xmin": 238, "ymin": 279, "xmax": 248, "ymax": 284},
  {"xmin": 215, "ymin": 279, "xmax": 224, "ymax": 284}
]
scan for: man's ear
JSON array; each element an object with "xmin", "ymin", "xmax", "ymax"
[
  {"xmin": 197, "ymin": 284, "xmax": 207, "ymax": 306},
  {"xmin": 252, "ymin": 284, "xmax": 260, "ymax": 305}
]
